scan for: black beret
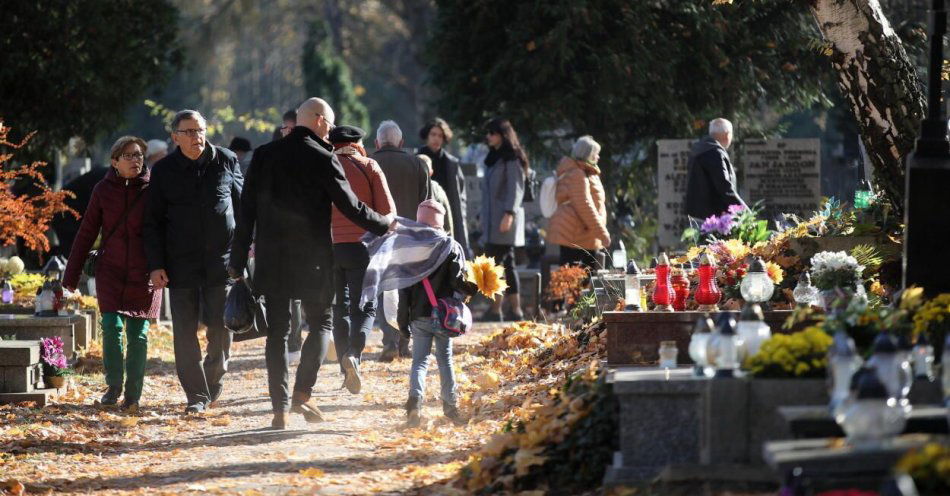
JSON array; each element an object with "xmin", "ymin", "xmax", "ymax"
[{"xmin": 328, "ymin": 125, "xmax": 366, "ymax": 144}]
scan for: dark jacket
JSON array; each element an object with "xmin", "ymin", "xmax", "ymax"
[
  {"xmin": 685, "ymin": 136, "xmax": 747, "ymax": 220},
  {"xmin": 230, "ymin": 126, "xmax": 390, "ymax": 299},
  {"xmin": 397, "ymin": 245, "xmax": 477, "ymax": 334},
  {"xmin": 63, "ymin": 168, "xmax": 162, "ymax": 319},
  {"xmin": 371, "ymin": 146, "xmax": 430, "ymax": 219},
  {"xmin": 419, "ymin": 146, "xmax": 469, "ymax": 256},
  {"xmin": 143, "ymin": 145, "xmax": 243, "ymax": 289}
]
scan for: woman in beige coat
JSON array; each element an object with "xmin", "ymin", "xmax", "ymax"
[{"xmin": 545, "ymin": 136, "xmax": 610, "ymax": 269}]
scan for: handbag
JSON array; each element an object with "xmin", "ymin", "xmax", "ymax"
[
  {"xmin": 421, "ymin": 277, "xmax": 472, "ymax": 339},
  {"xmin": 523, "ymin": 168, "xmax": 538, "ymax": 203},
  {"xmin": 83, "ymin": 189, "xmax": 145, "ymax": 278}
]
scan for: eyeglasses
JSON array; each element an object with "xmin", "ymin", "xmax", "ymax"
[
  {"xmin": 174, "ymin": 128, "xmax": 206, "ymax": 138},
  {"xmin": 118, "ymin": 152, "xmax": 144, "ymax": 161}
]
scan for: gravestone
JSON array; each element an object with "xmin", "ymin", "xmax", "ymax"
[
  {"xmin": 656, "ymin": 140, "xmax": 695, "ymax": 248},
  {"xmin": 741, "ymin": 139, "xmax": 822, "ymax": 221},
  {"xmin": 0, "ymin": 340, "xmax": 42, "ymax": 393},
  {"xmin": 0, "ymin": 314, "xmax": 80, "ymax": 358}
]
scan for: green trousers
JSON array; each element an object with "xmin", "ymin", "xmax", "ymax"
[{"xmin": 101, "ymin": 313, "xmax": 149, "ymax": 403}]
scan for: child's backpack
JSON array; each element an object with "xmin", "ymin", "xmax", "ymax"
[{"xmin": 421, "ymin": 278, "xmax": 472, "ymax": 338}]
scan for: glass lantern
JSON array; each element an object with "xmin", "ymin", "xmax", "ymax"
[
  {"xmin": 911, "ymin": 333, "xmax": 934, "ymax": 381},
  {"xmin": 709, "ymin": 313, "xmax": 739, "ymax": 378},
  {"xmin": 792, "ymin": 273, "xmax": 820, "ymax": 307},
  {"xmin": 827, "ymin": 331, "xmax": 863, "ymax": 415},
  {"xmin": 737, "ymin": 303, "xmax": 770, "ymax": 361},
  {"xmin": 694, "ymin": 253, "xmax": 722, "ymax": 312},
  {"xmin": 651, "ymin": 253, "xmax": 675, "ymax": 312},
  {"xmin": 688, "ymin": 315, "xmax": 714, "ymax": 377},
  {"xmin": 671, "ymin": 265, "xmax": 691, "ymax": 311},
  {"xmin": 895, "ymin": 334, "xmax": 915, "ymax": 393},
  {"xmin": 739, "ymin": 258, "xmax": 774, "ymax": 304},
  {"xmin": 835, "ymin": 367, "xmax": 909, "ymax": 446},
  {"xmin": 942, "ymin": 335, "xmax": 950, "ymax": 405},
  {"xmin": 624, "ymin": 260, "xmax": 641, "ymax": 311},
  {"xmin": 658, "ymin": 341, "xmax": 678, "ymax": 369},
  {"xmin": 1, "ymin": 280, "xmax": 13, "ymax": 304},
  {"xmin": 866, "ymin": 332, "xmax": 912, "ymax": 400}
]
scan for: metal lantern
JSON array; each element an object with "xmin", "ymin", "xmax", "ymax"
[
  {"xmin": 737, "ymin": 303, "xmax": 770, "ymax": 361},
  {"xmin": 740, "ymin": 258, "xmax": 774, "ymax": 304},
  {"xmin": 709, "ymin": 313, "xmax": 739, "ymax": 378},
  {"xmin": 42, "ymin": 256, "xmax": 66, "ymax": 282},
  {"xmin": 828, "ymin": 331, "xmax": 863, "ymax": 415},
  {"xmin": 793, "ymin": 273, "xmax": 820, "ymax": 307},
  {"xmin": 835, "ymin": 367, "xmax": 909, "ymax": 445},
  {"xmin": 912, "ymin": 333, "xmax": 935, "ymax": 381},
  {"xmin": 688, "ymin": 315, "xmax": 715, "ymax": 377},
  {"xmin": 624, "ymin": 260, "xmax": 641, "ymax": 311}
]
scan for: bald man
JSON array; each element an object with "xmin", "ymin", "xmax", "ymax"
[{"xmin": 230, "ymin": 97, "xmax": 393, "ymax": 429}]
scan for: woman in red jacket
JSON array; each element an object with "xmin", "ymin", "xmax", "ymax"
[{"xmin": 63, "ymin": 136, "xmax": 162, "ymax": 410}]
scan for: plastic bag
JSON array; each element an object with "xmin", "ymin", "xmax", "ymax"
[
  {"xmin": 382, "ymin": 290, "xmax": 400, "ymax": 330},
  {"xmin": 224, "ymin": 279, "xmax": 256, "ymax": 333}
]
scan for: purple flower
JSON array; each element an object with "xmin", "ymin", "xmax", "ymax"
[
  {"xmin": 41, "ymin": 337, "xmax": 68, "ymax": 371},
  {"xmin": 727, "ymin": 204, "xmax": 746, "ymax": 216},
  {"xmin": 701, "ymin": 213, "xmax": 735, "ymax": 235}
]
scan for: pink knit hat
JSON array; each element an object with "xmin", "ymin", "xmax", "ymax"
[{"xmin": 416, "ymin": 199, "xmax": 446, "ymax": 229}]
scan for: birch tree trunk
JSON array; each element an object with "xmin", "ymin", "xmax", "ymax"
[{"xmin": 810, "ymin": 0, "xmax": 926, "ymax": 215}]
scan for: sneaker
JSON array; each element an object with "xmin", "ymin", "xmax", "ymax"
[
  {"xmin": 184, "ymin": 402, "xmax": 206, "ymax": 414},
  {"xmin": 379, "ymin": 345, "xmax": 398, "ymax": 363},
  {"xmin": 341, "ymin": 356, "xmax": 362, "ymax": 394},
  {"xmin": 100, "ymin": 386, "xmax": 122, "ymax": 406},
  {"xmin": 443, "ymin": 403, "xmax": 467, "ymax": 426},
  {"xmin": 290, "ymin": 391, "xmax": 325, "ymax": 423}
]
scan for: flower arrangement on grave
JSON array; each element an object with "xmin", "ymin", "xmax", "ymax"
[
  {"xmin": 0, "ymin": 256, "xmax": 25, "ymax": 279},
  {"xmin": 682, "ymin": 203, "xmax": 772, "ymax": 245},
  {"xmin": 743, "ymin": 326, "xmax": 832, "ymax": 378},
  {"xmin": 545, "ymin": 265, "xmax": 589, "ymax": 307},
  {"xmin": 40, "ymin": 336, "xmax": 71, "ymax": 377},
  {"xmin": 912, "ymin": 293, "xmax": 950, "ymax": 359},
  {"xmin": 809, "ymin": 250, "xmax": 864, "ymax": 291},
  {"xmin": 894, "ymin": 442, "xmax": 950, "ymax": 496},
  {"xmin": 817, "ymin": 287, "xmax": 925, "ymax": 354},
  {"xmin": 683, "ymin": 239, "xmax": 785, "ymax": 305},
  {"xmin": 466, "ymin": 255, "xmax": 508, "ymax": 299},
  {"xmin": 9, "ymin": 272, "xmax": 48, "ymax": 298}
]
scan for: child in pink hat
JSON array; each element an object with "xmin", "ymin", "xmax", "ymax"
[{"xmin": 416, "ymin": 198, "xmax": 445, "ymax": 230}]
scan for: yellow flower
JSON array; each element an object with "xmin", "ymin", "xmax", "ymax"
[
  {"xmin": 467, "ymin": 255, "xmax": 508, "ymax": 299},
  {"xmin": 869, "ymin": 280, "xmax": 885, "ymax": 297},
  {"xmin": 685, "ymin": 246, "xmax": 704, "ymax": 261},
  {"xmin": 900, "ymin": 286, "xmax": 925, "ymax": 311},
  {"xmin": 722, "ymin": 239, "xmax": 750, "ymax": 261},
  {"xmin": 764, "ymin": 261, "xmax": 784, "ymax": 284}
]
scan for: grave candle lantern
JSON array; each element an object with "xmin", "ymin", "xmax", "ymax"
[
  {"xmin": 651, "ymin": 253, "xmax": 675, "ymax": 312},
  {"xmin": 671, "ymin": 265, "xmax": 690, "ymax": 311},
  {"xmin": 694, "ymin": 253, "xmax": 721, "ymax": 312}
]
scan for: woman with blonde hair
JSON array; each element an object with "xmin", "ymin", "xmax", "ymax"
[
  {"xmin": 63, "ymin": 136, "xmax": 162, "ymax": 410},
  {"xmin": 545, "ymin": 135, "xmax": 610, "ymax": 270}
]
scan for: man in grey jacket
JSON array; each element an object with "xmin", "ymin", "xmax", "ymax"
[{"xmin": 370, "ymin": 120, "xmax": 429, "ymax": 361}]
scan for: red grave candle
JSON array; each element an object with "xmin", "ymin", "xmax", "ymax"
[
  {"xmin": 671, "ymin": 266, "xmax": 691, "ymax": 311},
  {"xmin": 652, "ymin": 253, "xmax": 675, "ymax": 311},
  {"xmin": 694, "ymin": 253, "xmax": 722, "ymax": 311}
]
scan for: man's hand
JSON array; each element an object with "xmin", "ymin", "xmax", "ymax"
[
  {"xmin": 150, "ymin": 269, "xmax": 169, "ymax": 289},
  {"xmin": 386, "ymin": 213, "xmax": 398, "ymax": 232},
  {"xmin": 227, "ymin": 266, "xmax": 243, "ymax": 280},
  {"xmin": 499, "ymin": 212, "xmax": 514, "ymax": 233}
]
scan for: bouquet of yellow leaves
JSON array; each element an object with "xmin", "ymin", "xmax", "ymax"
[{"xmin": 466, "ymin": 255, "xmax": 508, "ymax": 299}]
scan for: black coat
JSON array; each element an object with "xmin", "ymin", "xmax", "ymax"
[
  {"xmin": 419, "ymin": 146, "xmax": 470, "ymax": 256},
  {"xmin": 144, "ymin": 145, "xmax": 244, "ymax": 289},
  {"xmin": 230, "ymin": 126, "xmax": 390, "ymax": 300},
  {"xmin": 685, "ymin": 136, "xmax": 747, "ymax": 220},
  {"xmin": 397, "ymin": 246, "xmax": 477, "ymax": 334}
]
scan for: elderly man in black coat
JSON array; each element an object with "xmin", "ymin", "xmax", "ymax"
[
  {"xmin": 144, "ymin": 109, "xmax": 243, "ymax": 414},
  {"xmin": 230, "ymin": 97, "xmax": 393, "ymax": 430},
  {"xmin": 685, "ymin": 118, "xmax": 747, "ymax": 227}
]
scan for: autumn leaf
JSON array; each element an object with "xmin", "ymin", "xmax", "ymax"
[
  {"xmin": 2, "ymin": 480, "xmax": 25, "ymax": 496},
  {"xmin": 513, "ymin": 447, "xmax": 547, "ymax": 476},
  {"xmin": 118, "ymin": 416, "xmax": 140, "ymax": 428},
  {"xmin": 210, "ymin": 415, "xmax": 232, "ymax": 426},
  {"xmin": 466, "ymin": 256, "xmax": 508, "ymax": 299},
  {"xmin": 299, "ymin": 467, "xmax": 325, "ymax": 478}
]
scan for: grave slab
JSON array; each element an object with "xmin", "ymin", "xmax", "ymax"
[
  {"xmin": 0, "ymin": 340, "xmax": 41, "ymax": 366},
  {"xmin": 0, "ymin": 384, "xmax": 67, "ymax": 406},
  {"xmin": 0, "ymin": 314, "xmax": 80, "ymax": 358}
]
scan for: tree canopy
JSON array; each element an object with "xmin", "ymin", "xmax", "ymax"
[
  {"xmin": 0, "ymin": 1, "xmax": 182, "ymax": 153},
  {"xmin": 303, "ymin": 20, "xmax": 370, "ymax": 131}
]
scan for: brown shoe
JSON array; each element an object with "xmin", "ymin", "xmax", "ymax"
[
  {"xmin": 271, "ymin": 412, "xmax": 290, "ymax": 430},
  {"xmin": 290, "ymin": 391, "xmax": 325, "ymax": 423}
]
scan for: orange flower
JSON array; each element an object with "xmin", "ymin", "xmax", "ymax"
[{"xmin": 765, "ymin": 261, "xmax": 784, "ymax": 284}]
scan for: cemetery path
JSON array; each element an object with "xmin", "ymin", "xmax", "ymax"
[{"xmin": 0, "ymin": 323, "xmax": 511, "ymax": 495}]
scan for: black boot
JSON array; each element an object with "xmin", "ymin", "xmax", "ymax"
[
  {"xmin": 443, "ymin": 402, "xmax": 467, "ymax": 426},
  {"xmin": 405, "ymin": 396, "xmax": 422, "ymax": 428},
  {"xmin": 100, "ymin": 385, "xmax": 122, "ymax": 406}
]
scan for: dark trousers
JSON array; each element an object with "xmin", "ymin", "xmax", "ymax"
[
  {"xmin": 483, "ymin": 243, "xmax": 520, "ymax": 295},
  {"xmin": 169, "ymin": 286, "xmax": 231, "ymax": 406},
  {"xmin": 332, "ymin": 243, "xmax": 373, "ymax": 367},
  {"xmin": 264, "ymin": 293, "xmax": 332, "ymax": 413},
  {"xmin": 559, "ymin": 246, "xmax": 606, "ymax": 271}
]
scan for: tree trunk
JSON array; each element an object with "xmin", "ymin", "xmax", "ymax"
[{"xmin": 810, "ymin": 0, "xmax": 926, "ymax": 215}]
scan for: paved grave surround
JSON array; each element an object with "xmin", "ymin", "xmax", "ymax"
[
  {"xmin": 603, "ymin": 367, "xmax": 947, "ymax": 486},
  {"xmin": 0, "ymin": 314, "xmax": 81, "ymax": 358}
]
